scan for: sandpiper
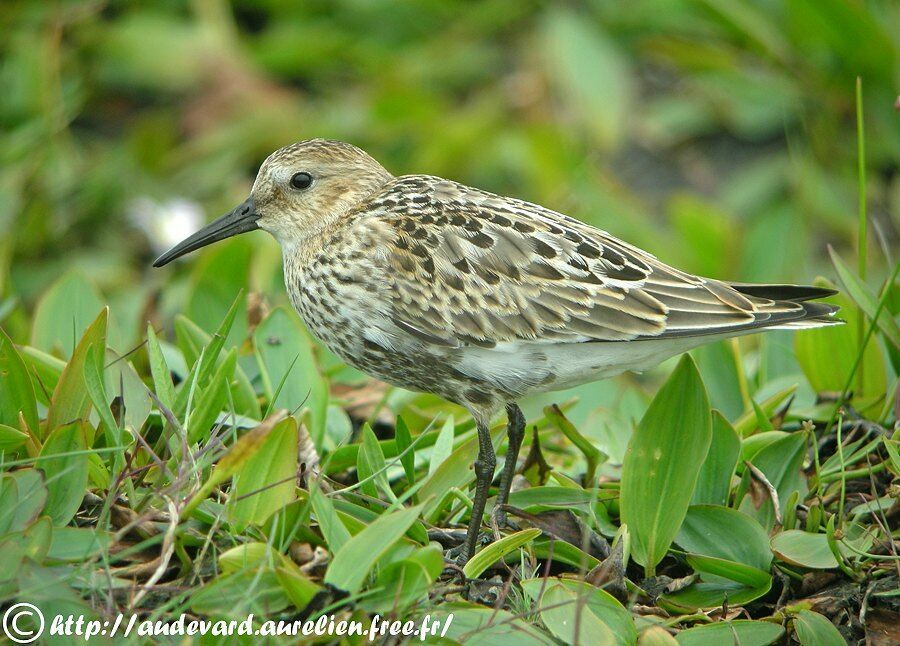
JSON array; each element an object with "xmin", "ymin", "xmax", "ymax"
[{"xmin": 154, "ymin": 139, "xmax": 839, "ymax": 563}]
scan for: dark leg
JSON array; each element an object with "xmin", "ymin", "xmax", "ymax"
[
  {"xmin": 494, "ymin": 402, "xmax": 525, "ymax": 527},
  {"xmin": 461, "ymin": 418, "xmax": 496, "ymax": 564}
]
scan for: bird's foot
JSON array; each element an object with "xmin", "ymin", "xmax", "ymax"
[
  {"xmin": 490, "ymin": 504, "xmax": 520, "ymax": 541},
  {"xmin": 445, "ymin": 532, "xmax": 492, "ymax": 569}
]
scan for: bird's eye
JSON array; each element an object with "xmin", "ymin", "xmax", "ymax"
[{"xmin": 290, "ymin": 172, "xmax": 313, "ymax": 190}]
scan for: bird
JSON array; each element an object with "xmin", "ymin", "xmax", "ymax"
[{"xmin": 153, "ymin": 138, "xmax": 840, "ymax": 564}]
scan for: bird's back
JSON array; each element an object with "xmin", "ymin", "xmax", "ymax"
[{"xmin": 287, "ymin": 174, "xmax": 838, "ymax": 411}]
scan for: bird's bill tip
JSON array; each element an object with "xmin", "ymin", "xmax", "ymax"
[{"xmin": 152, "ymin": 198, "xmax": 258, "ymax": 267}]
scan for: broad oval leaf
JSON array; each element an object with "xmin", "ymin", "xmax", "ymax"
[
  {"xmin": 31, "ymin": 271, "xmax": 106, "ymax": 358},
  {"xmin": 522, "ymin": 577, "xmax": 636, "ymax": 646},
  {"xmin": 677, "ymin": 505, "xmax": 772, "ymax": 571},
  {"xmin": 39, "ymin": 421, "xmax": 90, "ymax": 526},
  {"xmin": 540, "ymin": 583, "xmax": 617, "ymax": 646},
  {"xmin": 621, "ymin": 355, "xmax": 712, "ymax": 576},
  {"xmin": 230, "ymin": 416, "xmax": 298, "ymax": 527},
  {"xmin": 793, "ymin": 609, "xmax": 844, "ymax": 646},
  {"xmin": 7, "ymin": 470, "xmax": 48, "ymax": 532},
  {"xmin": 675, "ymin": 620, "xmax": 784, "ymax": 645},
  {"xmin": 770, "ymin": 530, "xmax": 839, "ymax": 569}
]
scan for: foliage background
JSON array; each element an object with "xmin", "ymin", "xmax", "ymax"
[
  {"xmin": 3, "ymin": 0, "xmax": 897, "ymax": 421},
  {"xmin": 0, "ymin": 0, "xmax": 898, "ymax": 644}
]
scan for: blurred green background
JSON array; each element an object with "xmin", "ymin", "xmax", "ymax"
[{"xmin": 1, "ymin": 0, "xmax": 897, "ymax": 458}]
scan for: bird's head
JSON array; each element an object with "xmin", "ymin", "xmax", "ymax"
[{"xmin": 153, "ymin": 139, "xmax": 392, "ymax": 266}]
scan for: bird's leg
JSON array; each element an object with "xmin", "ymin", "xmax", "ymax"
[
  {"xmin": 493, "ymin": 402, "xmax": 525, "ymax": 529},
  {"xmin": 460, "ymin": 419, "xmax": 496, "ymax": 565}
]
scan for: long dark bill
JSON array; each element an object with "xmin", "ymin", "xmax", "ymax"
[{"xmin": 152, "ymin": 198, "xmax": 258, "ymax": 267}]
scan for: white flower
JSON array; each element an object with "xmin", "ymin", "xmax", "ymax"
[{"xmin": 129, "ymin": 197, "xmax": 205, "ymax": 256}]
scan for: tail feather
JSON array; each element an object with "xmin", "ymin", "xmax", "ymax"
[
  {"xmin": 643, "ymin": 281, "xmax": 842, "ymax": 340},
  {"xmin": 729, "ymin": 283, "xmax": 838, "ymax": 303}
]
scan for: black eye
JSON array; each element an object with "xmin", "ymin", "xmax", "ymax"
[{"xmin": 290, "ymin": 172, "xmax": 313, "ymax": 190}]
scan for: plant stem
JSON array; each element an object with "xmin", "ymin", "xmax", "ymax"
[{"xmin": 855, "ymin": 77, "xmax": 867, "ymax": 396}]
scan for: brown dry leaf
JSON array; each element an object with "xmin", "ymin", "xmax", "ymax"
[
  {"xmin": 246, "ymin": 291, "xmax": 270, "ymax": 336},
  {"xmin": 585, "ymin": 538, "xmax": 627, "ymax": 601},
  {"xmin": 331, "ymin": 380, "xmax": 393, "ymax": 425},
  {"xmin": 503, "ymin": 507, "xmax": 609, "ymax": 559},
  {"xmin": 865, "ymin": 608, "xmax": 900, "ymax": 646}
]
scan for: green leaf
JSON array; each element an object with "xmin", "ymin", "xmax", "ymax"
[
  {"xmin": 770, "ymin": 530, "xmax": 839, "ymax": 569},
  {"xmin": 428, "ymin": 602, "xmax": 556, "ymax": 645},
  {"xmin": 145, "ymin": 324, "xmax": 176, "ymax": 411},
  {"xmin": 677, "ymin": 505, "xmax": 772, "ymax": 571},
  {"xmin": 309, "ymin": 485, "xmax": 351, "ymax": 553},
  {"xmin": 357, "ymin": 423, "xmax": 394, "ymax": 501},
  {"xmin": 540, "ymin": 583, "xmax": 617, "ymax": 646},
  {"xmin": 181, "ymin": 411, "xmax": 289, "ymax": 519},
  {"xmin": 733, "ymin": 385, "xmax": 796, "ymax": 437},
  {"xmin": 6, "ymin": 470, "xmax": 48, "ymax": 532},
  {"xmin": 0, "ymin": 476, "xmax": 19, "ymax": 534},
  {"xmin": 189, "ymin": 569, "xmax": 290, "ymax": 617},
  {"xmin": 795, "ymin": 289, "xmax": 886, "ymax": 410},
  {"xmin": 428, "ymin": 415, "xmax": 455, "ymax": 477},
  {"xmin": 324, "ymin": 502, "xmax": 424, "ymax": 593},
  {"xmin": 692, "ymin": 412, "xmax": 740, "ymax": 506},
  {"xmin": 173, "ymin": 295, "xmax": 243, "ymax": 417},
  {"xmin": 18, "ymin": 345, "xmax": 65, "ymax": 404},
  {"xmin": 674, "ymin": 620, "xmax": 784, "ymax": 645},
  {"xmin": 103, "ymin": 348, "xmax": 152, "ymax": 435},
  {"xmin": 230, "ymin": 416, "xmax": 298, "ymax": 527},
  {"xmin": 184, "ymin": 240, "xmax": 251, "ymax": 350},
  {"xmin": 17, "ymin": 516, "xmax": 53, "ymax": 562},
  {"xmin": 541, "ymin": 8, "xmax": 632, "ymax": 151},
  {"xmin": 0, "ymin": 328, "xmax": 39, "ymax": 436},
  {"xmin": 254, "ymin": 308, "xmax": 328, "ymax": 446},
  {"xmin": 463, "ymin": 528, "xmax": 541, "ymax": 579},
  {"xmin": 363, "ymin": 545, "xmax": 443, "ymax": 613},
  {"xmin": 47, "ymin": 527, "xmax": 112, "ymax": 562},
  {"xmin": 793, "ymin": 609, "xmax": 843, "ymax": 646},
  {"xmin": 83, "ymin": 344, "xmax": 119, "ymax": 446},
  {"xmin": 0, "ymin": 423, "xmax": 29, "ymax": 453},
  {"xmin": 419, "ymin": 425, "xmax": 504, "ymax": 520},
  {"xmin": 531, "ymin": 538, "xmax": 601, "ymax": 570},
  {"xmin": 186, "ymin": 347, "xmax": 236, "ymax": 443},
  {"xmin": 662, "ymin": 578, "xmax": 771, "ymax": 611},
  {"xmin": 544, "ymin": 403, "xmax": 607, "ymax": 483},
  {"xmin": 218, "ymin": 542, "xmax": 283, "ymax": 573},
  {"xmin": 621, "ymin": 355, "xmax": 712, "ymax": 575},
  {"xmin": 394, "ymin": 416, "xmax": 417, "ymax": 490},
  {"xmin": 46, "ymin": 308, "xmax": 108, "ymax": 433},
  {"xmin": 521, "ymin": 578, "xmax": 636, "ymax": 646},
  {"xmin": 829, "ymin": 247, "xmax": 899, "ymax": 348},
  {"xmin": 31, "ymin": 271, "xmax": 106, "ymax": 357},
  {"xmin": 738, "ymin": 432, "xmax": 808, "ymax": 530},
  {"xmin": 684, "ymin": 554, "xmax": 771, "ymax": 588},
  {"xmin": 276, "ymin": 564, "xmax": 322, "ymax": 611},
  {"xmin": 508, "ymin": 486, "xmax": 599, "ymax": 509},
  {"xmin": 38, "ymin": 421, "xmax": 90, "ymax": 526},
  {"xmin": 639, "ymin": 626, "xmax": 679, "ymax": 645}
]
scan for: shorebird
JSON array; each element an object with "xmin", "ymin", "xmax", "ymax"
[{"xmin": 154, "ymin": 139, "xmax": 839, "ymax": 563}]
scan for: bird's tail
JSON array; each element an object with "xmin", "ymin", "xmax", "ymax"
[{"xmin": 728, "ymin": 283, "xmax": 841, "ymax": 330}]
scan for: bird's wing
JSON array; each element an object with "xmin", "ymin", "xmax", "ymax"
[{"xmin": 367, "ymin": 175, "xmax": 827, "ymax": 348}]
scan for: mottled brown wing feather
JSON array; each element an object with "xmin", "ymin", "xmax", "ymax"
[{"xmin": 370, "ymin": 176, "xmax": 816, "ymax": 347}]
